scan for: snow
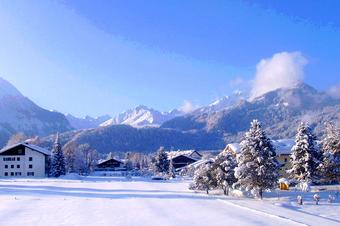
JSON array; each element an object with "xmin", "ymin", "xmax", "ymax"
[
  {"xmin": 166, "ymin": 150, "xmax": 199, "ymax": 160},
  {"xmin": 100, "ymin": 105, "xmax": 183, "ymax": 128},
  {"xmin": 226, "ymin": 139, "xmax": 295, "ymax": 155},
  {"xmin": 0, "ymin": 176, "xmax": 339, "ymax": 226},
  {"xmin": 0, "ymin": 142, "xmax": 51, "ymax": 156}
]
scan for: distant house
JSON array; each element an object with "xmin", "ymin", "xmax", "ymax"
[
  {"xmin": 95, "ymin": 158, "xmax": 126, "ymax": 172},
  {"xmin": 223, "ymin": 139, "xmax": 294, "ymax": 177},
  {"xmin": 167, "ymin": 150, "xmax": 202, "ymax": 170},
  {"xmin": 0, "ymin": 142, "xmax": 51, "ymax": 177}
]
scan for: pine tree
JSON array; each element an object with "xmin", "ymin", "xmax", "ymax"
[
  {"xmin": 213, "ymin": 151, "xmax": 237, "ymax": 195},
  {"xmin": 234, "ymin": 120, "xmax": 279, "ymax": 199},
  {"xmin": 107, "ymin": 152, "xmax": 115, "ymax": 160},
  {"xmin": 319, "ymin": 123, "xmax": 340, "ymax": 184},
  {"xmin": 154, "ymin": 147, "xmax": 170, "ymax": 174},
  {"xmin": 191, "ymin": 162, "xmax": 215, "ymax": 194},
  {"xmin": 288, "ymin": 122, "xmax": 321, "ymax": 187},
  {"xmin": 50, "ymin": 133, "xmax": 66, "ymax": 177},
  {"xmin": 168, "ymin": 159, "xmax": 176, "ymax": 178}
]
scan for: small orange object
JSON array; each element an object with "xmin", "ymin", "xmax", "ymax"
[{"xmin": 279, "ymin": 182, "xmax": 289, "ymax": 190}]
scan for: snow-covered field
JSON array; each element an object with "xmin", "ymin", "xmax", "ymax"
[{"xmin": 0, "ymin": 176, "xmax": 339, "ymax": 226}]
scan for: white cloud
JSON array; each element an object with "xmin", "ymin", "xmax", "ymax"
[
  {"xmin": 179, "ymin": 100, "xmax": 199, "ymax": 113},
  {"xmin": 250, "ymin": 51, "xmax": 307, "ymax": 100},
  {"xmin": 327, "ymin": 84, "xmax": 340, "ymax": 99}
]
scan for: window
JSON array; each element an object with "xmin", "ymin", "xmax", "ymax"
[
  {"xmin": 17, "ymin": 165, "xmax": 20, "ymax": 169},
  {"xmin": 11, "ymin": 157, "xmax": 15, "ymax": 161},
  {"xmin": 17, "ymin": 157, "xmax": 20, "ymax": 161},
  {"xmin": 284, "ymin": 158, "xmax": 288, "ymax": 163},
  {"xmin": 29, "ymin": 165, "xmax": 33, "ymax": 169},
  {"xmin": 15, "ymin": 172, "xmax": 21, "ymax": 176},
  {"xmin": 4, "ymin": 172, "xmax": 8, "ymax": 176},
  {"xmin": 5, "ymin": 165, "xmax": 8, "ymax": 169},
  {"xmin": 11, "ymin": 165, "xmax": 14, "ymax": 169},
  {"xmin": 27, "ymin": 172, "xmax": 34, "ymax": 176},
  {"xmin": 29, "ymin": 157, "xmax": 33, "ymax": 161},
  {"xmin": 10, "ymin": 172, "xmax": 14, "ymax": 176}
]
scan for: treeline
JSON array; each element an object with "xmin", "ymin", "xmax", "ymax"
[{"xmin": 189, "ymin": 120, "xmax": 339, "ymax": 199}]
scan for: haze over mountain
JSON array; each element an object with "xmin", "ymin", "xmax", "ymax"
[
  {"xmin": 66, "ymin": 114, "xmax": 111, "ymax": 130},
  {"xmin": 0, "ymin": 77, "xmax": 73, "ymax": 146}
]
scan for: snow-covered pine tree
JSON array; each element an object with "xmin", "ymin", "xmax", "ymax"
[
  {"xmin": 154, "ymin": 147, "xmax": 170, "ymax": 174},
  {"xmin": 107, "ymin": 152, "xmax": 114, "ymax": 160},
  {"xmin": 213, "ymin": 151, "xmax": 237, "ymax": 195},
  {"xmin": 288, "ymin": 122, "xmax": 321, "ymax": 187},
  {"xmin": 319, "ymin": 123, "xmax": 340, "ymax": 184},
  {"xmin": 168, "ymin": 159, "xmax": 176, "ymax": 178},
  {"xmin": 234, "ymin": 120, "xmax": 279, "ymax": 199},
  {"xmin": 191, "ymin": 162, "xmax": 215, "ymax": 194},
  {"xmin": 50, "ymin": 133, "xmax": 66, "ymax": 177}
]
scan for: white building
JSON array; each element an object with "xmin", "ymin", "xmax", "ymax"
[{"xmin": 0, "ymin": 142, "xmax": 51, "ymax": 177}]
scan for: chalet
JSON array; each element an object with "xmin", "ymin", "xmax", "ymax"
[
  {"xmin": 167, "ymin": 150, "xmax": 202, "ymax": 170},
  {"xmin": 223, "ymin": 139, "xmax": 294, "ymax": 177},
  {"xmin": 0, "ymin": 142, "xmax": 51, "ymax": 177},
  {"xmin": 95, "ymin": 158, "xmax": 126, "ymax": 172}
]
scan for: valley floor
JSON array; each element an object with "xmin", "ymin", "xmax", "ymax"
[{"xmin": 0, "ymin": 176, "xmax": 339, "ymax": 226}]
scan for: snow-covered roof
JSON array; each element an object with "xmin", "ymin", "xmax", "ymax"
[
  {"xmin": 97, "ymin": 158, "xmax": 124, "ymax": 165},
  {"xmin": 225, "ymin": 143, "xmax": 241, "ymax": 153},
  {"xmin": 186, "ymin": 158, "xmax": 214, "ymax": 169},
  {"xmin": 0, "ymin": 142, "xmax": 51, "ymax": 156},
  {"xmin": 224, "ymin": 139, "xmax": 294, "ymax": 155},
  {"xmin": 166, "ymin": 150, "xmax": 201, "ymax": 160}
]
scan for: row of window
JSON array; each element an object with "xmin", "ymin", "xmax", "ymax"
[
  {"xmin": 4, "ymin": 172, "xmax": 34, "ymax": 176},
  {"xmin": 4, "ymin": 164, "xmax": 33, "ymax": 169},
  {"xmin": 3, "ymin": 157, "xmax": 33, "ymax": 161}
]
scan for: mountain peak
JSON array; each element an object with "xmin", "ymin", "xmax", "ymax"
[
  {"xmin": 0, "ymin": 77, "xmax": 23, "ymax": 98},
  {"xmin": 101, "ymin": 105, "xmax": 183, "ymax": 128}
]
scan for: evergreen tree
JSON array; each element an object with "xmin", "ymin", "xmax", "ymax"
[
  {"xmin": 50, "ymin": 133, "xmax": 66, "ymax": 177},
  {"xmin": 191, "ymin": 162, "xmax": 215, "ymax": 194},
  {"xmin": 154, "ymin": 147, "xmax": 170, "ymax": 174},
  {"xmin": 234, "ymin": 120, "xmax": 279, "ymax": 199},
  {"xmin": 107, "ymin": 152, "xmax": 115, "ymax": 160},
  {"xmin": 212, "ymin": 151, "xmax": 237, "ymax": 195},
  {"xmin": 168, "ymin": 159, "xmax": 176, "ymax": 178},
  {"xmin": 319, "ymin": 123, "xmax": 340, "ymax": 184},
  {"xmin": 288, "ymin": 122, "xmax": 321, "ymax": 186}
]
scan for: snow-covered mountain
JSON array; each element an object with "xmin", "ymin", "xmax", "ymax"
[
  {"xmin": 66, "ymin": 114, "xmax": 111, "ymax": 130},
  {"xmin": 162, "ymin": 82, "xmax": 340, "ymax": 136},
  {"xmin": 0, "ymin": 77, "xmax": 73, "ymax": 147},
  {"xmin": 195, "ymin": 90, "xmax": 245, "ymax": 114},
  {"xmin": 101, "ymin": 105, "xmax": 183, "ymax": 128}
]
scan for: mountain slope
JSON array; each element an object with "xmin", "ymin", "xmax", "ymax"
[
  {"xmin": 66, "ymin": 114, "xmax": 111, "ymax": 130},
  {"xmin": 162, "ymin": 83, "xmax": 339, "ymax": 132},
  {"xmin": 101, "ymin": 105, "xmax": 183, "ymax": 128},
  {"xmin": 37, "ymin": 82, "xmax": 339, "ymax": 153},
  {"xmin": 0, "ymin": 78, "xmax": 73, "ymax": 147}
]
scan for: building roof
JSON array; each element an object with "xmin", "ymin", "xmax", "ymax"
[
  {"xmin": 97, "ymin": 158, "xmax": 124, "ymax": 166},
  {"xmin": 166, "ymin": 150, "xmax": 201, "ymax": 160},
  {"xmin": 0, "ymin": 142, "xmax": 51, "ymax": 156}
]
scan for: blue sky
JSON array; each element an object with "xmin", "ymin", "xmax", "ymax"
[{"xmin": 0, "ymin": 0, "xmax": 339, "ymax": 117}]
